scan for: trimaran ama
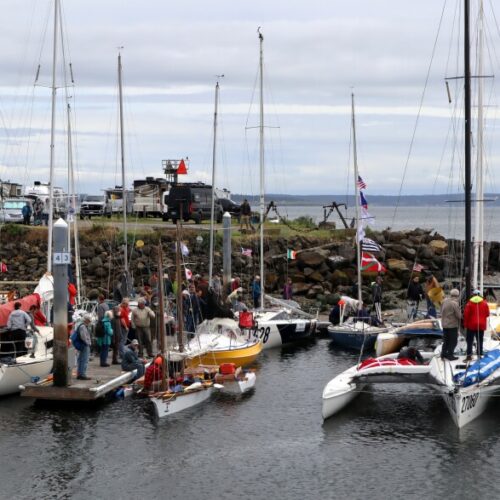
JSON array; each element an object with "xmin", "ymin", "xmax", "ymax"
[{"xmin": 322, "ymin": 0, "xmax": 500, "ymax": 428}]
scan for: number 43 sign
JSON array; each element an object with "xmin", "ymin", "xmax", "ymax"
[{"xmin": 53, "ymin": 252, "xmax": 71, "ymax": 265}]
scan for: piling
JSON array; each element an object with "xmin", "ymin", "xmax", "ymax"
[{"xmin": 52, "ymin": 218, "xmax": 70, "ymax": 386}]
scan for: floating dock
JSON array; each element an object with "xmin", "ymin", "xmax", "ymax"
[{"xmin": 21, "ymin": 357, "xmax": 137, "ymax": 401}]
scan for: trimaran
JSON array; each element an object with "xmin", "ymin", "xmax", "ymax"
[{"xmin": 322, "ymin": 0, "xmax": 500, "ymax": 428}]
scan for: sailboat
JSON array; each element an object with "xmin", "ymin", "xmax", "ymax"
[
  {"xmin": 0, "ymin": 1, "xmax": 72, "ymax": 395},
  {"xmin": 327, "ymin": 94, "xmax": 388, "ymax": 351},
  {"xmin": 322, "ymin": 0, "xmax": 500, "ymax": 428},
  {"xmin": 243, "ymin": 29, "xmax": 317, "ymax": 349}
]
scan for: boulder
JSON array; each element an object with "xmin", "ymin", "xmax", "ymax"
[
  {"xmin": 80, "ymin": 246, "xmax": 94, "ymax": 259},
  {"xmin": 309, "ymin": 271, "xmax": 325, "ymax": 283},
  {"xmin": 331, "ymin": 269, "xmax": 350, "ymax": 285},
  {"xmin": 25, "ymin": 257, "xmax": 39, "ymax": 268},
  {"xmin": 297, "ymin": 251, "xmax": 326, "ymax": 268},
  {"xmin": 386, "ymin": 258, "xmax": 409, "ymax": 271},
  {"xmin": 429, "ymin": 240, "xmax": 448, "ymax": 255},
  {"xmin": 292, "ymin": 282, "xmax": 310, "ymax": 295}
]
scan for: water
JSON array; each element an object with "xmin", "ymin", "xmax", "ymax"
[
  {"xmin": 272, "ymin": 205, "xmax": 500, "ymax": 241},
  {"xmin": 2, "ymin": 339, "xmax": 500, "ymax": 499}
]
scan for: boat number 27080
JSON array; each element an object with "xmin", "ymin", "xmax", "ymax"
[
  {"xmin": 461, "ymin": 392, "xmax": 479, "ymax": 414},
  {"xmin": 253, "ymin": 327, "xmax": 270, "ymax": 344}
]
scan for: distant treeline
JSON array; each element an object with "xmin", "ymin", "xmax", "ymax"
[{"xmin": 232, "ymin": 193, "xmax": 500, "ymax": 207}]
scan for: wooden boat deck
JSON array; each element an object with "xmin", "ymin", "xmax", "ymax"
[{"xmin": 21, "ymin": 357, "xmax": 136, "ymax": 401}]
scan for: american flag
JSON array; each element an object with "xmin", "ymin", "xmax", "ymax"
[
  {"xmin": 357, "ymin": 175, "xmax": 367, "ymax": 190},
  {"xmin": 360, "ymin": 191, "xmax": 368, "ymax": 209}
]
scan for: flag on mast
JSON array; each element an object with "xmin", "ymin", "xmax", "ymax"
[
  {"xmin": 287, "ymin": 249, "xmax": 297, "ymax": 260},
  {"xmin": 361, "ymin": 252, "xmax": 386, "ymax": 273}
]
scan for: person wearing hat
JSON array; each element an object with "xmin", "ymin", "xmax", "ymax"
[
  {"xmin": 251, "ymin": 275, "xmax": 261, "ymax": 308},
  {"xmin": 76, "ymin": 314, "xmax": 93, "ymax": 380},
  {"xmin": 440, "ymin": 289, "xmax": 461, "ymax": 361},
  {"xmin": 407, "ymin": 276, "xmax": 424, "ymax": 320},
  {"xmin": 131, "ymin": 297, "xmax": 155, "ymax": 358},
  {"xmin": 121, "ymin": 339, "xmax": 145, "ymax": 380},
  {"xmin": 463, "ymin": 289, "xmax": 490, "ymax": 361}
]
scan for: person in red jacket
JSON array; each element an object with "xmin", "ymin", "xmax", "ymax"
[
  {"xmin": 463, "ymin": 289, "xmax": 490, "ymax": 361},
  {"xmin": 68, "ymin": 281, "xmax": 77, "ymax": 306}
]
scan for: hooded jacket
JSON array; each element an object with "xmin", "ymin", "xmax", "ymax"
[{"xmin": 463, "ymin": 295, "xmax": 490, "ymax": 332}]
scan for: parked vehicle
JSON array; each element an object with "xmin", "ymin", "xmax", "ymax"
[
  {"xmin": 0, "ymin": 197, "xmax": 32, "ymax": 223},
  {"xmin": 80, "ymin": 195, "xmax": 107, "ymax": 219},
  {"xmin": 132, "ymin": 178, "xmax": 169, "ymax": 218},
  {"xmin": 218, "ymin": 197, "xmax": 241, "ymax": 219},
  {"xmin": 167, "ymin": 183, "xmax": 223, "ymax": 224},
  {"xmin": 24, "ymin": 181, "xmax": 67, "ymax": 216},
  {"xmin": 104, "ymin": 187, "xmax": 133, "ymax": 216}
]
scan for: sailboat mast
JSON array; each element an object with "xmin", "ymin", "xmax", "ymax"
[
  {"xmin": 464, "ymin": 0, "xmax": 472, "ymax": 300},
  {"xmin": 175, "ymin": 220, "xmax": 185, "ymax": 357},
  {"xmin": 158, "ymin": 243, "xmax": 168, "ymax": 391},
  {"xmin": 351, "ymin": 93, "xmax": 363, "ymax": 309},
  {"xmin": 47, "ymin": 0, "xmax": 59, "ymax": 273},
  {"xmin": 258, "ymin": 28, "xmax": 265, "ymax": 310},
  {"xmin": 473, "ymin": 0, "xmax": 484, "ymax": 294},
  {"xmin": 208, "ymin": 80, "xmax": 220, "ymax": 287},
  {"xmin": 67, "ymin": 103, "xmax": 81, "ymax": 303},
  {"xmin": 118, "ymin": 52, "xmax": 129, "ymax": 292}
]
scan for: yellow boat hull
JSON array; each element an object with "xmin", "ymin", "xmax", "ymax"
[{"xmin": 188, "ymin": 341, "xmax": 262, "ymax": 368}]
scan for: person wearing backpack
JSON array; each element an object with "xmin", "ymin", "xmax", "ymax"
[{"xmin": 74, "ymin": 314, "xmax": 92, "ymax": 380}]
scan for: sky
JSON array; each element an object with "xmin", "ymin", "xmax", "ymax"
[{"xmin": 0, "ymin": 0, "xmax": 499, "ymax": 197}]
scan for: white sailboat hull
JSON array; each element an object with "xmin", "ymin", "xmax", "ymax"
[
  {"xmin": 151, "ymin": 386, "xmax": 214, "ymax": 418},
  {"xmin": 0, "ymin": 326, "xmax": 53, "ymax": 397}
]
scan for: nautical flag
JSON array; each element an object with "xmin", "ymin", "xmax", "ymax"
[
  {"xmin": 357, "ymin": 175, "xmax": 367, "ymax": 190},
  {"xmin": 357, "ymin": 225, "xmax": 366, "ymax": 243},
  {"xmin": 287, "ymin": 249, "xmax": 297, "ymax": 260},
  {"xmin": 362, "ymin": 238, "xmax": 381, "ymax": 252},
  {"xmin": 185, "ymin": 268, "xmax": 193, "ymax": 280},
  {"xmin": 241, "ymin": 247, "xmax": 253, "ymax": 257},
  {"xmin": 359, "ymin": 191, "xmax": 368, "ymax": 209},
  {"xmin": 361, "ymin": 252, "xmax": 386, "ymax": 273},
  {"xmin": 413, "ymin": 263, "xmax": 424, "ymax": 272},
  {"xmin": 180, "ymin": 242, "xmax": 189, "ymax": 256}
]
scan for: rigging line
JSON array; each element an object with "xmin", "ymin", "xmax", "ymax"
[{"xmin": 392, "ymin": 0, "xmax": 448, "ymax": 228}]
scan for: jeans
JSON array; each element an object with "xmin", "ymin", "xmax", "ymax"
[
  {"xmin": 441, "ymin": 327, "xmax": 458, "ymax": 359},
  {"xmin": 77, "ymin": 344, "xmax": 90, "ymax": 377},
  {"xmin": 100, "ymin": 343, "xmax": 110, "ymax": 366},
  {"xmin": 466, "ymin": 329, "xmax": 484, "ymax": 357}
]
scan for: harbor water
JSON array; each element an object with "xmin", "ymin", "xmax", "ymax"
[
  {"xmin": 275, "ymin": 205, "xmax": 500, "ymax": 241},
  {"xmin": 1, "ymin": 338, "xmax": 500, "ymax": 499}
]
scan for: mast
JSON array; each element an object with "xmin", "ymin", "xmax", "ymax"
[
  {"xmin": 118, "ymin": 51, "xmax": 129, "ymax": 293},
  {"xmin": 472, "ymin": 0, "xmax": 484, "ymax": 294},
  {"xmin": 351, "ymin": 93, "xmax": 363, "ymax": 310},
  {"xmin": 175, "ymin": 218, "xmax": 185, "ymax": 358},
  {"xmin": 158, "ymin": 242, "xmax": 168, "ymax": 392},
  {"xmin": 67, "ymin": 103, "xmax": 82, "ymax": 303},
  {"xmin": 258, "ymin": 28, "xmax": 265, "ymax": 310},
  {"xmin": 208, "ymin": 79, "xmax": 220, "ymax": 287},
  {"xmin": 464, "ymin": 0, "xmax": 472, "ymax": 300},
  {"xmin": 47, "ymin": 0, "xmax": 59, "ymax": 273}
]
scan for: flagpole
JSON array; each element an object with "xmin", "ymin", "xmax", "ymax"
[{"xmin": 351, "ymin": 93, "xmax": 363, "ymax": 311}]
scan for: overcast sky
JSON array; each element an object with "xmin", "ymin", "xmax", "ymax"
[{"xmin": 0, "ymin": 0, "xmax": 499, "ymax": 197}]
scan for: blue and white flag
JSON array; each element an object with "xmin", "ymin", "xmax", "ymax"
[{"xmin": 362, "ymin": 238, "xmax": 381, "ymax": 252}]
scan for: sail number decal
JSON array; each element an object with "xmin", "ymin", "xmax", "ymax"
[
  {"xmin": 253, "ymin": 326, "xmax": 270, "ymax": 344},
  {"xmin": 461, "ymin": 392, "xmax": 479, "ymax": 414}
]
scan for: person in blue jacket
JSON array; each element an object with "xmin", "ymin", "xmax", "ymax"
[{"xmin": 251, "ymin": 275, "xmax": 261, "ymax": 308}]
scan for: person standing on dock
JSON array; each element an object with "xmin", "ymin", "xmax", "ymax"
[
  {"xmin": 111, "ymin": 306, "xmax": 123, "ymax": 365},
  {"xmin": 120, "ymin": 298, "xmax": 132, "ymax": 354},
  {"xmin": 76, "ymin": 315, "xmax": 92, "ymax": 380},
  {"xmin": 440, "ymin": 289, "xmax": 461, "ymax": 361},
  {"xmin": 131, "ymin": 298, "xmax": 155, "ymax": 358},
  {"xmin": 21, "ymin": 202, "xmax": 32, "ymax": 225},
  {"xmin": 98, "ymin": 310, "xmax": 114, "ymax": 367}
]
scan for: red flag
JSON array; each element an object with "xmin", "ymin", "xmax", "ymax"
[
  {"xmin": 361, "ymin": 252, "xmax": 386, "ymax": 273},
  {"xmin": 177, "ymin": 159, "xmax": 187, "ymax": 175}
]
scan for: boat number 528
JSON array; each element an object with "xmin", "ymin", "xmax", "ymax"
[
  {"xmin": 253, "ymin": 327, "xmax": 270, "ymax": 343},
  {"xmin": 461, "ymin": 393, "xmax": 479, "ymax": 414}
]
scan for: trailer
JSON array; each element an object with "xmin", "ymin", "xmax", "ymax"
[{"xmin": 132, "ymin": 177, "xmax": 169, "ymax": 219}]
